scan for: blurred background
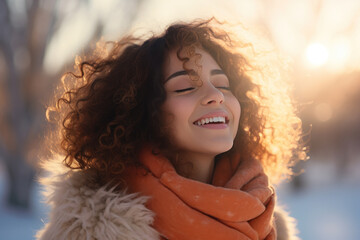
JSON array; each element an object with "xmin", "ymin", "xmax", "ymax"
[{"xmin": 0, "ymin": 0, "xmax": 359, "ymax": 239}]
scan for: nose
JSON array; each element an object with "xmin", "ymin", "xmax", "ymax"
[{"xmin": 201, "ymin": 83, "xmax": 224, "ymax": 105}]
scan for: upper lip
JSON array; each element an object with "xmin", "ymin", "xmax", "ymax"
[{"xmin": 193, "ymin": 111, "xmax": 230, "ymax": 124}]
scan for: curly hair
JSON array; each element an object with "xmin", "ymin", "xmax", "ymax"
[{"xmin": 47, "ymin": 18, "xmax": 305, "ymax": 185}]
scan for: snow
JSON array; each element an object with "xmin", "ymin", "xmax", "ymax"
[
  {"xmin": 276, "ymin": 158, "xmax": 360, "ymax": 240},
  {"xmin": 0, "ymin": 171, "xmax": 49, "ymax": 240},
  {"xmin": 1, "ymin": 160, "xmax": 359, "ymax": 240},
  {"xmin": 277, "ymin": 181, "xmax": 360, "ymax": 240}
]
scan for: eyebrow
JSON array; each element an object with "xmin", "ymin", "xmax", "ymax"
[
  {"xmin": 165, "ymin": 70, "xmax": 188, "ymax": 82},
  {"xmin": 211, "ymin": 69, "xmax": 225, "ymax": 75},
  {"xmin": 165, "ymin": 69, "xmax": 225, "ymax": 82}
]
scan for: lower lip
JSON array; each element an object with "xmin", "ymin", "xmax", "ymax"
[{"xmin": 194, "ymin": 123, "xmax": 228, "ymax": 129}]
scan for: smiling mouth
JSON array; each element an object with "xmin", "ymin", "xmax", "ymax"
[{"xmin": 193, "ymin": 116, "xmax": 229, "ymax": 126}]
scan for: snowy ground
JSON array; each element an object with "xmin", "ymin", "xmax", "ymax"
[
  {"xmin": 0, "ymin": 182, "xmax": 48, "ymax": 240},
  {"xmin": 277, "ymin": 180, "xmax": 360, "ymax": 240},
  {"xmin": 0, "ymin": 159, "xmax": 359, "ymax": 240},
  {"xmin": 276, "ymin": 159, "xmax": 360, "ymax": 240}
]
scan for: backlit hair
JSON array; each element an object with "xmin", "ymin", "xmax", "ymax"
[{"xmin": 46, "ymin": 18, "xmax": 306, "ymax": 185}]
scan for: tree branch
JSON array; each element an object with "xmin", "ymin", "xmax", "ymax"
[
  {"xmin": 0, "ymin": 0, "xmax": 11, "ymax": 41},
  {"xmin": 0, "ymin": 136, "xmax": 7, "ymax": 160}
]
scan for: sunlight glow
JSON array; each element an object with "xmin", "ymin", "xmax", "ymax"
[
  {"xmin": 314, "ymin": 103, "xmax": 333, "ymax": 122},
  {"xmin": 328, "ymin": 38, "xmax": 351, "ymax": 71},
  {"xmin": 306, "ymin": 43, "xmax": 329, "ymax": 67}
]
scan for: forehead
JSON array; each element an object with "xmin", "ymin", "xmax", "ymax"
[{"xmin": 164, "ymin": 47, "xmax": 221, "ymax": 78}]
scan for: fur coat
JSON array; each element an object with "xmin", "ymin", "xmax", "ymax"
[{"xmin": 36, "ymin": 160, "xmax": 300, "ymax": 240}]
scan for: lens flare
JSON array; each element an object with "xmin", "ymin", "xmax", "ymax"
[
  {"xmin": 306, "ymin": 43, "xmax": 329, "ymax": 67},
  {"xmin": 314, "ymin": 103, "xmax": 332, "ymax": 122}
]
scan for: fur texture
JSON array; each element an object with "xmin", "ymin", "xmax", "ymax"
[
  {"xmin": 274, "ymin": 206, "xmax": 300, "ymax": 240},
  {"xmin": 36, "ymin": 158, "xmax": 159, "ymax": 240},
  {"xmin": 36, "ymin": 158, "xmax": 299, "ymax": 240}
]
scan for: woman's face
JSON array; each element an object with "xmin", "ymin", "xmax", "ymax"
[{"xmin": 162, "ymin": 47, "xmax": 241, "ymax": 157}]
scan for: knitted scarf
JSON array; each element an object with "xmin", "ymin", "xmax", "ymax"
[{"xmin": 124, "ymin": 147, "xmax": 276, "ymax": 240}]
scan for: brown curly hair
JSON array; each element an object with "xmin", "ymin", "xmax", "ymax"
[{"xmin": 47, "ymin": 18, "xmax": 305, "ymax": 185}]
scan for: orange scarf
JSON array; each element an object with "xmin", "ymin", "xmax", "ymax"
[{"xmin": 124, "ymin": 147, "xmax": 276, "ymax": 240}]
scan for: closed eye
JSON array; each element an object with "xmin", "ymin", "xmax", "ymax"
[
  {"xmin": 217, "ymin": 86, "xmax": 231, "ymax": 91},
  {"xmin": 174, "ymin": 87, "xmax": 195, "ymax": 93}
]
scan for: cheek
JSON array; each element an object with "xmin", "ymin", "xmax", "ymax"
[
  {"xmin": 228, "ymin": 96, "xmax": 241, "ymax": 127},
  {"xmin": 165, "ymin": 95, "xmax": 195, "ymax": 114},
  {"xmin": 161, "ymin": 98, "xmax": 195, "ymax": 148},
  {"xmin": 228, "ymin": 97, "xmax": 241, "ymax": 136},
  {"xmin": 235, "ymin": 100, "xmax": 241, "ymax": 123},
  {"xmin": 162, "ymin": 97, "xmax": 193, "ymax": 130}
]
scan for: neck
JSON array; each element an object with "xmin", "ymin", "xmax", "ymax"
[{"xmin": 176, "ymin": 152, "xmax": 216, "ymax": 183}]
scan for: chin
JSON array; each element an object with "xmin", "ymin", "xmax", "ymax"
[{"xmin": 204, "ymin": 141, "xmax": 234, "ymax": 155}]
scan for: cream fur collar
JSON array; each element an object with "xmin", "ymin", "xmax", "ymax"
[
  {"xmin": 36, "ymin": 158, "xmax": 299, "ymax": 240},
  {"xmin": 36, "ymin": 159, "xmax": 159, "ymax": 240}
]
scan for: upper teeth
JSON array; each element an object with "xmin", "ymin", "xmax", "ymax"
[{"xmin": 195, "ymin": 116, "xmax": 226, "ymax": 125}]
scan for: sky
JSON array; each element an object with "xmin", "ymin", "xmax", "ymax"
[{"xmin": 43, "ymin": 0, "xmax": 360, "ymax": 76}]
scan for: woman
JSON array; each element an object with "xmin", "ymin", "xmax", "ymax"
[{"xmin": 37, "ymin": 19, "xmax": 303, "ymax": 239}]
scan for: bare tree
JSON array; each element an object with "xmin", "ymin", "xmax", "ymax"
[
  {"xmin": 0, "ymin": 0, "xmax": 143, "ymax": 210},
  {"xmin": 0, "ymin": 0, "xmax": 49, "ymax": 210}
]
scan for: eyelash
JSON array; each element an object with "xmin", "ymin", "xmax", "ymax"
[
  {"xmin": 174, "ymin": 86, "xmax": 230, "ymax": 93},
  {"xmin": 174, "ymin": 87, "xmax": 195, "ymax": 93},
  {"xmin": 218, "ymin": 86, "xmax": 230, "ymax": 91}
]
